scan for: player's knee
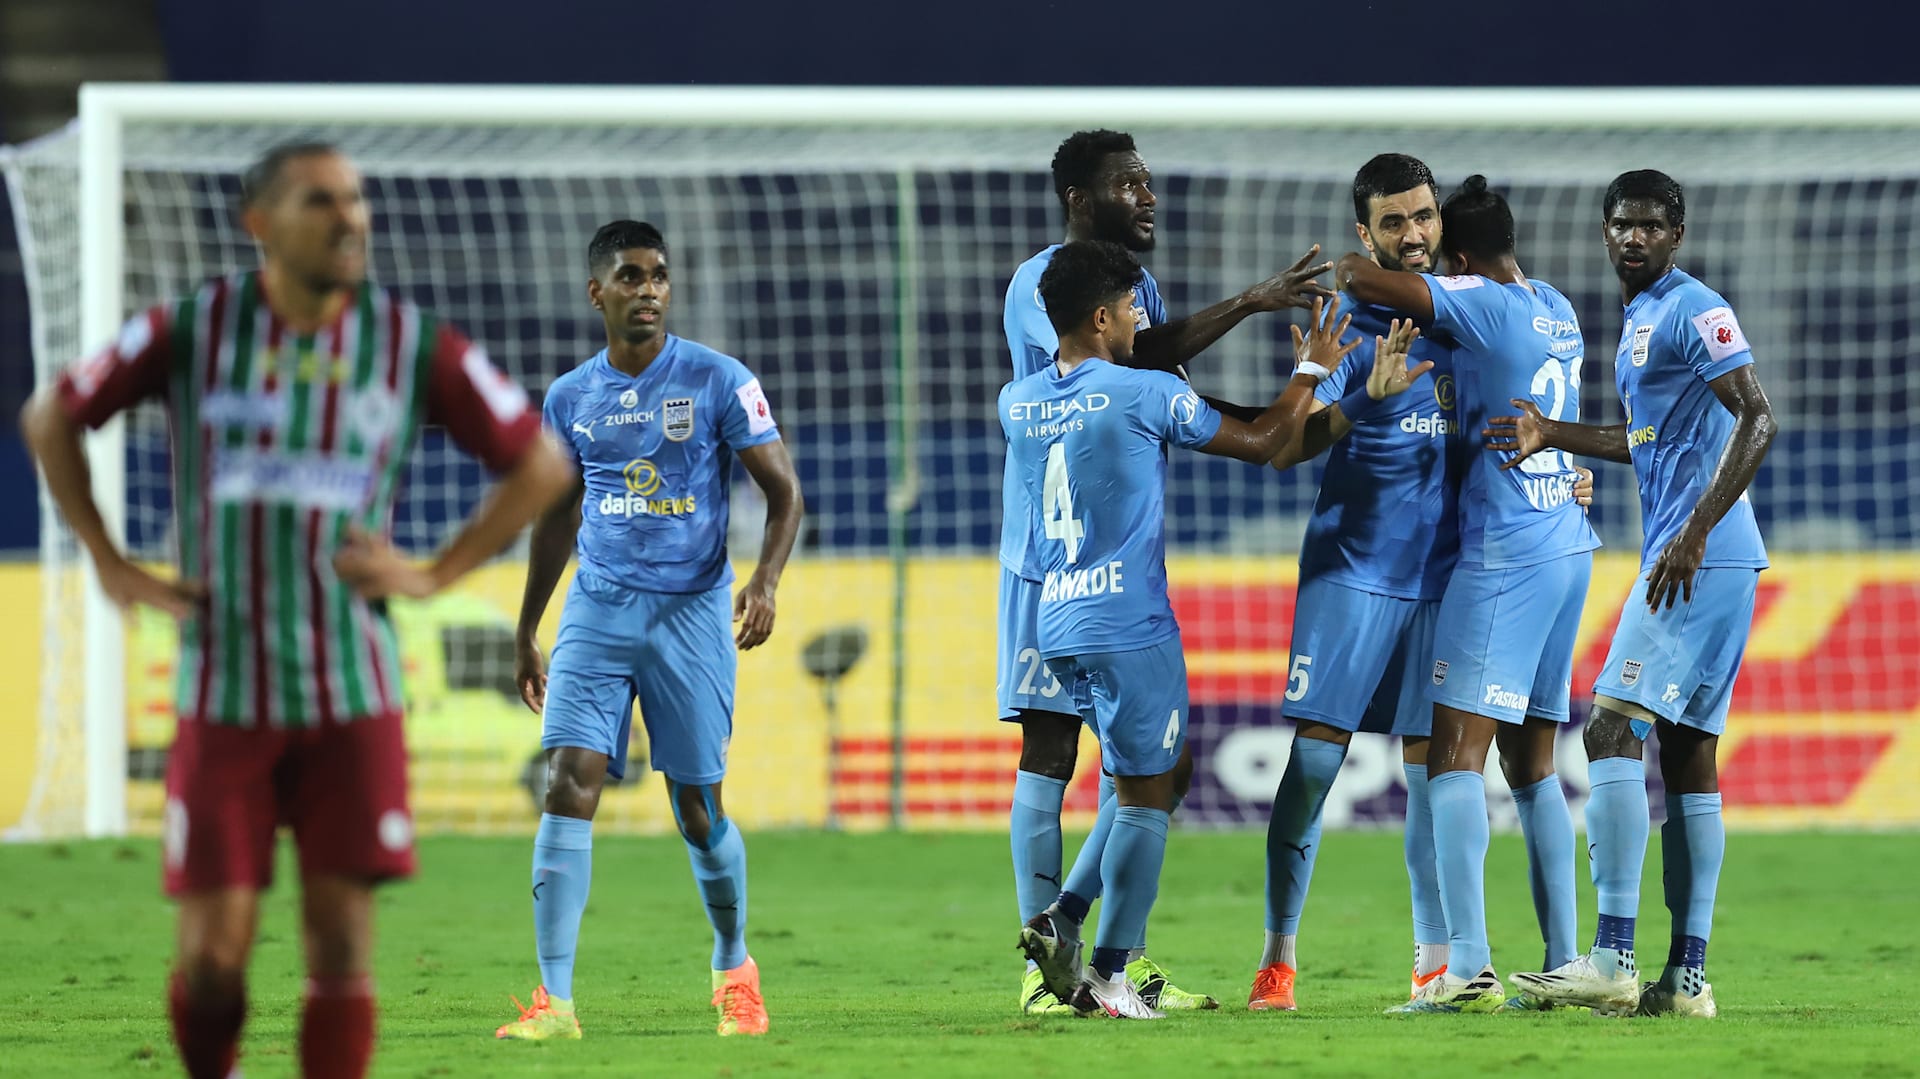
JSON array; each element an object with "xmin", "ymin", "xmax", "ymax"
[
  {"xmin": 1657, "ymin": 725, "xmax": 1719, "ymax": 793},
  {"xmin": 543, "ymin": 753, "xmax": 605, "ymax": 819},
  {"xmin": 1583, "ymin": 706, "xmax": 1645, "ymax": 762},
  {"xmin": 671, "ymin": 783, "xmax": 724, "ymax": 847},
  {"xmin": 1017, "ymin": 712, "xmax": 1079, "ymax": 780}
]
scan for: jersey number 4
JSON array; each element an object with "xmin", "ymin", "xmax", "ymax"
[{"xmin": 1043, "ymin": 443, "xmax": 1086, "ymax": 564}]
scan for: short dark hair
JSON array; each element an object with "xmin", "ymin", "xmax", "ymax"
[
  {"xmin": 1439, "ymin": 175, "xmax": 1516, "ymax": 261},
  {"xmin": 1352, "ymin": 153, "xmax": 1439, "ymax": 224},
  {"xmin": 588, "ymin": 220, "xmax": 668, "ymax": 278},
  {"xmin": 1604, "ymin": 169, "xmax": 1687, "ymax": 228},
  {"xmin": 1050, "ymin": 129, "xmax": 1137, "ymax": 211},
  {"xmin": 241, "ymin": 140, "xmax": 341, "ymax": 207},
  {"xmin": 1037, "ymin": 240, "xmax": 1141, "ymax": 335}
]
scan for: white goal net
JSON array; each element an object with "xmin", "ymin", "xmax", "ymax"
[{"xmin": 6, "ymin": 86, "xmax": 1919, "ymax": 838}]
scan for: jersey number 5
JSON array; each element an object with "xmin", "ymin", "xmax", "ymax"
[{"xmin": 1043, "ymin": 443, "xmax": 1086, "ymax": 564}]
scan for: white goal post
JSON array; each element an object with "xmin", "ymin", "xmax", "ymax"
[{"xmin": 10, "ymin": 84, "xmax": 1920, "ymax": 838}]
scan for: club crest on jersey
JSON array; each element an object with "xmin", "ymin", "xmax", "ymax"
[
  {"xmin": 1621, "ymin": 659, "xmax": 1643, "ymax": 686},
  {"xmin": 1431, "ymin": 660, "xmax": 1449, "ymax": 686},
  {"xmin": 1631, "ymin": 324, "xmax": 1654, "ymax": 367},
  {"xmin": 619, "ymin": 388, "xmax": 640, "ymax": 409},
  {"xmin": 351, "ymin": 386, "xmax": 399, "ymax": 442},
  {"xmin": 662, "ymin": 396, "xmax": 695, "ymax": 441}
]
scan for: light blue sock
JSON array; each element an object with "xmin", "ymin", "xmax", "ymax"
[
  {"xmin": 1092, "ymin": 806, "xmax": 1169, "ymax": 978},
  {"xmin": 1264, "ymin": 737, "xmax": 1347, "ymax": 934},
  {"xmin": 1402, "ymin": 763, "xmax": 1447, "ymax": 946},
  {"xmin": 686, "ymin": 818, "xmax": 749, "ymax": 971},
  {"xmin": 532, "ymin": 813, "xmax": 593, "ymax": 1000},
  {"xmin": 1512, "ymin": 774, "xmax": 1580, "ymax": 969},
  {"xmin": 1011, "ymin": 771, "xmax": 1068, "ymax": 923},
  {"xmin": 1061, "ymin": 771, "xmax": 1116, "ymax": 906},
  {"xmin": 1429, "ymin": 770, "xmax": 1491, "ymax": 976},
  {"xmin": 1665, "ymin": 793, "xmax": 1724, "ymax": 943},
  {"xmin": 1586, "ymin": 757, "xmax": 1650, "ymax": 949}
]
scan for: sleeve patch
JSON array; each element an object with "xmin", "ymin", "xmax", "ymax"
[
  {"xmin": 1690, "ymin": 306, "xmax": 1750, "ymax": 362},
  {"xmin": 1169, "ymin": 388, "xmax": 1202, "ymax": 425},
  {"xmin": 735, "ymin": 377, "xmax": 777, "ymax": 436},
  {"xmin": 1437, "ymin": 274, "xmax": 1485, "ymax": 292}
]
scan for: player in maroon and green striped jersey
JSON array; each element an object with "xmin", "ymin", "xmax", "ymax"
[{"xmin": 20, "ymin": 141, "xmax": 576, "ymax": 1079}]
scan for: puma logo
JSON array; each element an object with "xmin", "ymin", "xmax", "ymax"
[
  {"xmin": 532, "ymin": 881, "xmax": 546, "ymax": 901},
  {"xmin": 572, "ymin": 420, "xmax": 596, "ymax": 443},
  {"xmin": 1283, "ymin": 842, "xmax": 1313, "ymax": 860},
  {"xmin": 1033, "ymin": 871, "xmax": 1062, "ymax": 887},
  {"xmin": 707, "ymin": 902, "xmax": 739, "ymax": 913}
]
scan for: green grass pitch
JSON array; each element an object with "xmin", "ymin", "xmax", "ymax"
[{"xmin": 5, "ymin": 829, "xmax": 1916, "ymax": 1077}]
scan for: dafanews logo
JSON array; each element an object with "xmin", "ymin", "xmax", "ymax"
[
  {"xmin": 1399, "ymin": 411, "xmax": 1460, "ymax": 437},
  {"xmin": 598, "ymin": 458, "xmax": 698, "ymax": 518},
  {"xmin": 1625, "ymin": 395, "xmax": 1656, "ymax": 451}
]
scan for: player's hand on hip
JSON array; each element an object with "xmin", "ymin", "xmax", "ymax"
[
  {"xmin": 1573, "ymin": 466, "xmax": 1596, "ymax": 508},
  {"xmin": 733, "ymin": 577, "xmax": 777, "ymax": 650},
  {"xmin": 1484, "ymin": 398, "xmax": 1549, "ymax": 469},
  {"xmin": 333, "ymin": 526, "xmax": 438, "ymax": 600},
  {"xmin": 1292, "ymin": 296, "xmax": 1360, "ymax": 374},
  {"xmin": 1645, "ymin": 527, "xmax": 1707, "ymax": 611},
  {"xmin": 1249, "ymin": 244, "xmax": 1336, "ymax": 311},
  {"xmin": 97, "ymin": 554, "xmax": 205, "ymax": 620},
  {"xmin": 1363, "ymin": 318, "xmax": 1428, "ymax": 400},
  {"xmin": 514, "ymin": 634, "xmax": 548, "ymax": 713}
]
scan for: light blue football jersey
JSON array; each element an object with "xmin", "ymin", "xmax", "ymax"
[
  {"xmin": 1615, "ymin": 268, "xmax": 1768, "ymax": 569},
  {"xmin": 999, "ymin": 245, "xmax": 1169, "ymax": 582},
  {"xmin": 1424, "ymin": 273, "xmax": 1601, "ymax": 569},
  {"xmin": 1301, "ymin": 295, "xmax": 1461, "ymax": 600},
  {"xmin": 543, "ymin": 334, "xmax": 782, "ymax": 593},
  {"xmin": 999, "ymin": 357, "xmax": 1220, "ymax": 658}
]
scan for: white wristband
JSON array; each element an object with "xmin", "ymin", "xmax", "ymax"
[{"xmin": 1295, "ymin": 361, "xmax": 1331, "ymax": 380}]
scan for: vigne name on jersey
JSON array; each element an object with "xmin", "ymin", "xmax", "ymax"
[{"xmin": 542, "ymin": 334, "xmax": 780, "ymax": 592}]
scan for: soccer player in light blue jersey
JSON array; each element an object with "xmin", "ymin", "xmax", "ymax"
[
  {"xmin": 1337, "ymin": 175, "xmax": 1600, "ymax": 1013},
  {"xmin": 1001, "ymin": 129, "xmax": 1332, "ymax": 1014},
  {"xmin": 1005, "ymin": 239, "xmax": 1419, "ymax": 1018},
  {"xmin": 1496, "ymin": 171, "xmax": 1776, "ymax": 1018},
  {"xmin": 497, "ymin": 221, "xmax": 805, "ymax": 1041}
]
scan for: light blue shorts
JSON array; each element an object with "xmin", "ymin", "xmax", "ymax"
[
  {"xmin": 1286, "ymin": 576, "xmax": 1439, "ymax": 737},
  {"xmin": 1049, "ymin": 634, "xmax": 1188, "ymax": 778},
  {"xmin": 541, "ymin": 570, "xmax": 735, "ymax": 785},
  {"xmin": 996, "ymin": 567, "xmax": 1073, "ymax": 720},
  {"xmin": 1428, "ymin": 553, "xmax": 1592, "ymax": 724},
  {"xmin": 1593, "ymin": 567, "xmax": 1760, "ymax": 739}
]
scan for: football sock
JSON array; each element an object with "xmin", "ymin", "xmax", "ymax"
[
  {"xmin": 1264, "ymin": 736, "xmax": 1346, "ymax": 936},
  {"xmin": 1512, "ymin": 774, "xmax": 1580, "ymax": 969},
  {"xmin": 167, "ymin": 968, "xmax": 245, "ymax": 1079},
  {"xmin": 299, "ymin": 974, "xmax": 374, "ymax": 1079},
  {"xmin": 1052, "ymin": 889, "xmax": 1092, "ymax": 928},
  {"xmin": 532, "ymin": 812, "xmax": 594, "ymax": 1001},
  {"xmin": 1415, "ymin": 942, "xmax": 1450, "ymax": 979},
  {"xmin": 1666, "ymin": 935, "xmax": 1710, "ymax": 995},
  {"xmin": 1259, "ymin": 931, "xmax": 1297, "ymax": 969},
  {"xmin": 1402, "ymin": 763, "xmax": 1448, "ymax": 955},
  {"xmin": 1061, "ymin": 771, "xmax": 1116, "ymax": 905},
  {"xmin": 1586, "ymin": 756, "xmax": 1649, "ymax": 958},
  {"xmin": 1664, "ymin": 792, "xmax": 1723, "ymax": 989},
  {"xmin": 686, "ymin": 817, "xmax": 749, "ymax": 971},
  {"xmin": 1429, "ymin": 770, "xmax": 1492, "ymax": 976},
  {"xmin": 1011, "ymin": 771, "xmax": 1068, "ymax": 924},
  {"xmin": 1093, "ymin": 806, "xmax": 1169, "ymax": 979}
]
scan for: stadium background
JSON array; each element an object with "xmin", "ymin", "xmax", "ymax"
[{"xmin": 1, "ymin": 1, "xmax": 1916, "ymax": 836}]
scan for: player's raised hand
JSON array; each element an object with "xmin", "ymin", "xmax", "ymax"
[
  {"xmin": 96, "ymin": 553, "xmax": 205, "ymax": 620},
  {"xmin": 1289, "ymin": 295, "xmax": 1360, "ymax": 375},
  {"xmin": 1573, "ymin": 466, "xmax": 1596, "ymax": 508},
  {"xmin": 734, "ymin": 576, "xmax": 777, "ymax": 650},
  {"xmin": 333, "ymin": 525, "xmax": 438, "ymax": 600},
  {"xmin": 1246, "ymin": 244, "xmax": 1336, "ymax": 312},
  {"xmin": 514, "ymin": 634, "xmax": 548, "ymax": 714},
  {"xmin": 1483, "ymin": 398, "xmax": 1550, "ymax": 470},
  {"xmin": 1646, "ymin": 526, "xmax": 1707, "ymax": 611},
  {"xmin": 1362, "ymin": 318, "xmax": 1429, "ymax": 400}
]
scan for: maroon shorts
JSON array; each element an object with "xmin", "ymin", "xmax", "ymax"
[{"xmin": 161, "ymin": 712, "xmax": 416, "ymax": 897}]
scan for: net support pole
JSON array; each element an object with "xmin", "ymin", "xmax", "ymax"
[
  {"xmin": 885, "ymin": 167, "xmax": 922, "ymax": 830},
  {"xmin": 76, "ymin": 86, "xmax": 129, "ymax": 838}
]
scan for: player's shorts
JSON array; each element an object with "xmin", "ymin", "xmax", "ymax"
[
  {"xmin": 996, "ymin": 567, "xmax": 1074, "ymax": 720},
  {"xmin": 1049, "ymin": 634, "xmax": 1187, "ymax": 778},
  {"xmin": 1593, "ymin": 566, "xmax": 1760, "ymax": 739},
  {"xmin": 542, "ymin": 569, "xmax": 736, "ymax": 786},
  {"xmin": 161, "ymin": 712, "xmax": 415, "ymax": 897},
  {"xmin": 1428, "ymin": 553, "xmax": 1593, "ymax": 725},
  {"xmin": 1285, "ymin": 576, "xmax": 1439, "ymax": 737}
]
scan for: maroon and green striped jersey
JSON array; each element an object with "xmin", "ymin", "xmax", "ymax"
[{"xmin": 57, "ymin": 271, "xmax": 540, "ymax": 728}]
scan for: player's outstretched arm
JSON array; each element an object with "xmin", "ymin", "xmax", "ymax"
[
  {"xmin": 734, "ymin": 438, "xmax": 805, "ymax": 651},
  {"xmin": 1645, "ymin": 366, "xmax": 1777, "ymax": 610},
  {"xmin": 1128, "ymin": 245, "xmax": 1334, "ymax": 373},
  {"xmin": 1334, "ymin": 252, "xmax": 1435, "ymax": 321},
  {"xmin": 20, "ymin": 389, "xmax": 205, "ymax": 617},
  {"xmin": 1270, "ymin": 318, "xmax": 1424, "ymax": 471},
  {"xmin": 513, "ymin": 476, "xmax": 585, "ymax": 712},
  {"xmin": 1198, "ymin": 297, "xmax": 1359, "ymax": 464},
  {"xmin": 1484, "ymin": 400, "xmax": 1632, "ymax": 466}
]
